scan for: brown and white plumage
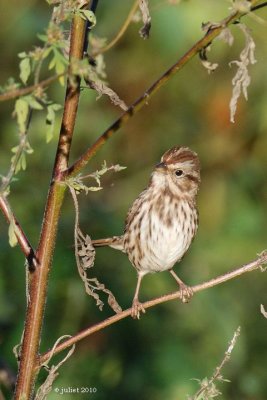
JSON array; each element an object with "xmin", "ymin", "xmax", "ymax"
[{"xmin": 93, "ymin": 146, "xmax": 201, "ymax": 318}]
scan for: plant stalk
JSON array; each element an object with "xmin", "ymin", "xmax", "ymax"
[{"xmin": 14, "ymin": 11, "xmax": 89, "ymax": 399}]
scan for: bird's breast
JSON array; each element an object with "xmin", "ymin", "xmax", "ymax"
[{"xmin": 124, "ymin": 194, "xmax": 198, "ymax": 274}]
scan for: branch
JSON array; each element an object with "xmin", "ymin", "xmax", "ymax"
[
  {"xmin": 0, "ymin": 74, "xmax": 65, "ymax": 102},
  {"xmin": 92, "ymin": 0, "xmax": 140, "ymax": 56},
  {"xmin": 67, "ymin": 0, "xmax": 264, "ymax": 177},
  {"xmin": 0, "ymin": 195, "xmax": 37, "ymax": 269},
  {"xmin": 251, "ymin": 1, "xmax": 267, "ymax": 11},
  {"xmin": 14, "ymin": 0, "xmax": 99, "ymax": 396},
  {"xmin": 191, "ymin": 326, "xmax": 241, "ymax": 399},
  {"xmin": 38, "ymin": 251, "xmax": 267, "ymax": 367}
]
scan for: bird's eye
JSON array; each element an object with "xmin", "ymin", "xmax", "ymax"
[{"xmin": 175, "ymin": 169, "xmax": 183, "ymax": 177}]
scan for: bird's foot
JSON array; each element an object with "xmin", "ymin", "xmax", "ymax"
[
  {"xmin": 131, "ymin": 298, "xmax": 146, "ymax": 319},
  {"xmin": 179, "ymin": 283, "xmax": 194, "ymax": 303}
]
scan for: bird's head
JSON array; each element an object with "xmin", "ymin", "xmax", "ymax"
[{"xmin": 151, "ymin": 146, "xmax": 201, "ymax": 197}]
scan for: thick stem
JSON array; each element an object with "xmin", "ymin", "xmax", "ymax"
[{"xmin": 14, "ymin": 12, "xmax": 89, "ymax": 399}]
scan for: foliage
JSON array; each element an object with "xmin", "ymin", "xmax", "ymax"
[{"xmin": 0, "ymin": 1, "xmax": 267, "ymax": 399}]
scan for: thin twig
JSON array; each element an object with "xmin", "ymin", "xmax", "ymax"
[
  {"xmin": 38, "ymin": 251, "xmax": 267, "ymax": 367},
  {"xmin": 251, "ymin": 1, "xmax": 267, "ymax": 11},
  {"xmin": 92, "ymin": 0, "xmax": 140, "ymax": 56},
  {"xmin": 0, "ymin": 195, "xmax": 37, "ymax": 269},
  {"xmin": 67, "ymin": 0, "xmax": 264, "ymax": 177},
  {"xmin": 0, "ymin": 136, "xmax": 28, "ymax": 194},
  {"xmin": 191, "ymin": 327, "xmax": 241, "ymax": 400},
  {"xmin": 0, "ymin": 74, "xmax": 65, "ymax": 102}
]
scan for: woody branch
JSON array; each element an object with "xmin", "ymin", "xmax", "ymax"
[
  {"xmin": 38, "ymin": 251, "xmax": 267, "ymax": 367},
  {"xmin": 67, "ymin": 0, "xmax": 265, "ymax": 178}
]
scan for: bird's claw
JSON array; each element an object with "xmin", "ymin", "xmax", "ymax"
[
  {"xmin": 179, "ymin": 283, "xmax": 194, "ymax": 303},
  {"xmin": 131, "ymin": 298, "xmax": 146, "ymax": 319}
]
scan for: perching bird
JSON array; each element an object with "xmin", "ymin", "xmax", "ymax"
[{"xmin": 92, "ymin": 146, "xmax": 200, "ymax": 318}]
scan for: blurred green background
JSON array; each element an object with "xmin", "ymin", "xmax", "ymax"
[{"xmin": 0, "ymin": 1, "xmax": 267, "ymax": 399}]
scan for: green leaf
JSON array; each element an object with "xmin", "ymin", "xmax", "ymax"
[
  {"xmin": 48, "ymin": 48, "xmax": 68, "ymax": 85},
  {"xmin": 19, "ymin": 58, "xmax": 31, "ymax": 84},
  {"xmin": 21, "ymin": 153, "xmax": 27, "ymax": 170},
  {"xmin": 42, "ymin": 47, "xmax": 52, "ymax": 59},
  {"xmin": 48, "ymin": 56, "xmax": 56, "ymax": 70},
  {"xmin": 14, "ymin": 156, "xmax": 22, "ymax": 174},
  {"xmin": 46, "ymin": 103, "xmax": 62, "ymax": 142},
  {"xmin": 79, "ymin": 10, "xmax": 96, "ymax": 26},
  {"xmin": 8, "ymin": 219, "xmax": 18, "ymax": 247},
  {"xmin": 37, "ymin": 33, "xmax": 47, "ymax": 42},
  {"xmin": 18, "ymin": 51, "xmax": 27, "ymax": 58},
  {"xmin": 25, "ymin": 95, "xmax": 43, "ymax": 110},
  {"xmin": 25, "ymin": 142, "xmax": 34, "ymax": 154},
  {"xmin": 11, "ymin": 145, "xmax": 19, "ymax": 154},
  {"xmin": 15, "ymin": 98, "xmax": 29, "ymax": 133},
  {"xmin": 55, "ymin": 60, "xmax": 66, "ymax": 86}
]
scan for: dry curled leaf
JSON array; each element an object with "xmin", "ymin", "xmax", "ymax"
[
  {"xmin": 35, "ymin": 336, "xmax": 75, "ymax": 400},
  {"xmin": 75, "ymin": 229, "xmax": 122, "ymax": 314},
  {"xmin": 200, "ymin": 24, "xmax": 234, "ymax": 74},
  {"xmin": 229, "ymin": 23, "xmax": 256, "ymax": 123},
  {"xmin": 77, "ymin": 232, "xmax": 96, "ymax": 269},
  {"xmin": 71, "ymin": 58, "xmax": 127, "ymax": 111},
  {"xmin": 87, "ymin": 78, "xmax": 128, "ymax": 111},
  {"xmin": 199, "ymin": 45, "xmax": 218, "ymax": 74},
  {"xmin": 201, "ymin": 21, "xmax": 222, "ymax": 33},
  {"xmin": 217, "ymin": 27, "xmax": 234, "ymax": 46},
  {"xmin": 232, "ymin": 0, "xmax": 251, "ymax": 13},
  {"xmin": 139, "ymin": 0, "xmax": 151, "ymax": 39},
  {"xmin": 69, "ymin": 186, "xmax": 122, "ymax": 314}
]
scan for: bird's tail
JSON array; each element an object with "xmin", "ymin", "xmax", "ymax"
[{"xmin": 91, "ymin": 236, "xmax": 125, "ymax": 252}]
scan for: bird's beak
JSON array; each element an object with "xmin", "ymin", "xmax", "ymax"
[{"xmin": 155, "ymin": 161, "xmax": 167, "ymax": 171}]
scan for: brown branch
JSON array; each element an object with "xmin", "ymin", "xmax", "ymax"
[
  {"xmin": 92, "ymin": 0, "xmax": 140, "ymax": 56},
  {"xmin": 38, "ymin": 251, "xmax": 267, "ymax": 367},
  {"xmin": 0, "ymin": 195, "xmax": 37, "ymax": 269},
  {"xmin": 14, "ymin": 8, "xmax": 91, "ymax": 399},
  {"xmin": 67, "ymin": 0, "xmax": 264, "ymax": 177},
  {"xmin": 251, "ymin": 1, "xmax": 267, "ymax": 11},
  {"xmin": 0, "ymin": 74, "xmax": 65, "ymax": 102}
]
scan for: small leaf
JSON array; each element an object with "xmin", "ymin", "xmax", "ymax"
[
  {"xmin": 21, "ymin": 153, "xmax": 27, "ymax": 170},
  {"xmin": 55, "ymin": 60, "xmax": 66, "ymax": 86},
  {"xmin": 8, "ymin": 219, "xmax": 18, "ymax": 247},
  {"xmin": 25, "ymin": 95, "xmax": 43, "ymax": 110},
  {"xmin": 48, "ymin": 56, "xmax": 56, "ymax": 70},
  {"xmin": 37, "ymin": 33, "xmax": 48, "ymax": 42},
  {"xmin": 113, "ymin": 164, "xmax": 127, "ymax": 172},
  {"xmin": 42, "ymin": 46, "xmax": 52, "ymax": 59},
  {"xmin": 15, "ymin": 98, "xmax": 29, "ymax": 133},
  {"xmin": 86, "ymin": 186, "xmax": 102, "ymax": 192},
  {"xmin": 18, "ymin": 51, "xmax": 27, "ymax": 58},
  {"xmin": 19, "ymin": 58, "xmax": 31, "ymax": 84},
  {"xmin": 11, "ymin": 146, "xmax": 19, "ymax": 154},
  {"xmin": 139, "ymin": 0, "xmax": 151, "ymax": 39},
  {"xmin": 79, "ymin": 10, "xmax": 96, "ymax": 26},
  {"xmin": 46, "ymin": 103, "xmax": 62, "ymax": 142}
]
